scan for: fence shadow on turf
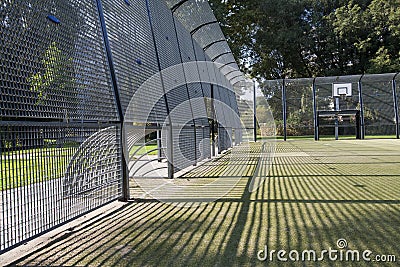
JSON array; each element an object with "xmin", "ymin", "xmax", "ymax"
[{"xmin": 8, "ymin": 141, "xmax": 400, "ymax": 267}]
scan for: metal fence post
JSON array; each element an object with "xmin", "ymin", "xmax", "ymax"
[
  {"xmin": 358, "ymin": 74, "xmax": 365, "ymax": 139},
  {"xmin": 253, "ymin": 80, "xmax": 257, "ymax": 142},
  {"xmin": 334, "ymin": 97, "xmax": 340, "ymax": 140},
  {"xmin": 157, "ymin": 128, "xmax": 162, "ymax": 162},
  {"xmin": 282, "ymin": 79, "xmax": 287, "ymax": 141},
  {"xmin": 211, "ymin": 84, "xmax": 216, "ymax": 156},
  {"xmin": 392, "ymin": 72, "xmax": 400, "ymax": 139},
  {"xmin": 95, "ymin": 0, "xmax": 129, "ymax": 201},
  {"xmin": 312, "ymin": 78, "xmax": 318, "ymax": 141}
]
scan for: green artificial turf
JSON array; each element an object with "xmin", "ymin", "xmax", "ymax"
[{"xmin": 11, "ymin": 139, "xmax": 400, "ymax": 267}]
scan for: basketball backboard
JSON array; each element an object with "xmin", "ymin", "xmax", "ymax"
[{"xmin": 333, "ymin": 83, "xmax": 352, "ymax": 97}]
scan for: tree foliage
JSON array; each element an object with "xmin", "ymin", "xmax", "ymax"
[
  {"xmin": 29, "ymin": 42, "xmax": 75, "ymax": 105},
  {"xmin": 209, "ymin": 0, "xmax": 400, "ymax": 79}
]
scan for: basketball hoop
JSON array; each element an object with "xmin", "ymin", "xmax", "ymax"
[
  {"xmin": 332, "ymin": 83, "xmax": 353, "ymax": 140},
  {"xmin": 333, "ymin": 83, "xmax": 352, "ymax": 102}
]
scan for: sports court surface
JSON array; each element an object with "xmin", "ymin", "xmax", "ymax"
[{"xmin": 5, "ymin": 139, "xmax": 400, "ymax": 266}]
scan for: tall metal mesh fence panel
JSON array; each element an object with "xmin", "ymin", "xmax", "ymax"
[
  {"xmin": 232, "ymin": 80, "xmax": 258, "ymax": 142},
  {"xmin": 263, "ymin": 73, "xmax": 400, "ymax": 139},
  {"xmin": 1, "ymin": 0, "xmax": 245, "ymax": 252},
  {"xmin": 0, "ymin": 0, "xmax": 122, "ymax": 251},
  {"xmin": 0, "ymin": 1, "xmax": 118, "ymax": 121},
  {"xmin": 101, "ymin": 0, "xmax": 167, "ymax": 122},
  {"xmin": 361, "ymin": 73, "xmax": 398, "ymax": 136},
  {"xmin": 285, "ymin": 78, "xmax": 314, "ymax": 136},
  {"xmin": 150, "ymin": 0, "xmax": 196, "ymax": 171},
  {"xmin": 260, "ymin": 80, "xmax": 283, "ymax": 137},
  {"xmin": 396, "ymin": 74, "xmax": 400, "ymax": 136},
  {"xmin": 215, "ymin": 86, "xmax": 231, "ymax": 151}
]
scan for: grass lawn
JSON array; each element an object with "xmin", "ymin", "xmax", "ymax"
[
  {"xmin": 130, "ymin": 144, "xmax": 159, "ymax": 157},
  {"xmin": 1, "ymin": 143, "xmax": 159, "ymax": 190},
  {"xmin": 0, "ymin": 147, "xmax": 75, "ymax": 190},
  {"xmin": 10, "ymin": 139, "xmax": 400, "ymax": 266}
]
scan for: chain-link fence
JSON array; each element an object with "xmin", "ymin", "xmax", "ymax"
[{"xmin": 0, "ymin": 0, "xmax": 250, "ymax": 252}]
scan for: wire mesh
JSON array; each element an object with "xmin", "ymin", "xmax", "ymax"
[
  {"xmin": 396, "ymin": 74, "xmax": 400, "ymax": 136},
  {"xmin": 285, "ymin": 78, "xmax": 314, "ymax": 136},
  {"xmin": 1, "ymin": 0, "xmax": 246, "ymax": 252},
  {"xmin": 263, "ymin": 73, "xmax": 400, "ymax": 139},
  {"xmin": 0, "ymin": 0, "xmax": 118, "ymax": 122},
  {"xmin": 361, "ymin": 74, "xmax": 397, "ymax": 135},
  {"xmin": 0, "ymin": 123, "xmax": 121, "ymax": 251},
  {"xmin": 101, "ymin": 0, "xmax": 161, "ymax": 117}
]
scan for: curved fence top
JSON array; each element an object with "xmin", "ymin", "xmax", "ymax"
[{"xmin": 165, "ymin": 0, "xmax": 245, "ymax": 88}]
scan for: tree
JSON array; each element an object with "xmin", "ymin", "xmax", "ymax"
[
  {"xmin": 209, "ymin": 0, "xmax": 400, "ymax": 136},
  {"xmin": 210, "ymin": 0, "xmax": 312, "ymax": 79},
  {"xmin": 328, "ymin": 0, "xmax": 400, "ymax": 74},
  {"xmin": 29, "ymin": 42, "xmax": 75, "ymax": 106},
  {"xmin": 209, "ymin": 0, "xmax": 400, "ymax": 79}
]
